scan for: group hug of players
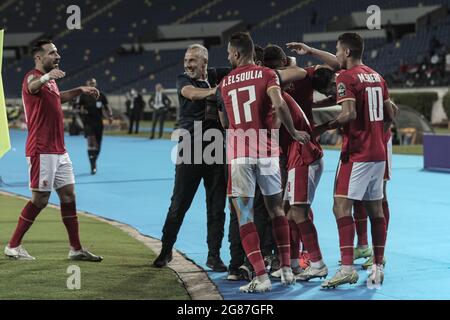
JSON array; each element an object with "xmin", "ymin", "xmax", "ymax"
[{"xmin": 218, "ymin": 31, "xmax": 397, "ymax": 293}]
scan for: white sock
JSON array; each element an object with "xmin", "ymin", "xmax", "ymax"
[
  {"xmin": 257, "ymin": 273, "xmax": 269, "ymax": 282},
  {"xmin": 310, "ymin": 260, "xmax": 325, "ymax": 269},
  {"xmin": 341, "ymin": 265, "xmax": 354, "ymax": 272}
]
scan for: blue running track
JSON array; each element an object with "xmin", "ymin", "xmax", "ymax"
[{"xmin": 1, "ymin": 130, "xmax": 450, "ymax": 300}]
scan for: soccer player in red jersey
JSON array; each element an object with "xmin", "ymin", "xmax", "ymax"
[
  {"xmin": 5, "ymin": 40, "xmax": 103, "ymax": 262},
  {"xmin": 314, "ymin": 33, "xmax": 395, "ymax": 288},
  {"xmin": 354, "ymin": 101, "xmax": 398, "ymax": 269},
  {"xmin": 262, "ymin": 45, "xmax": 328, "ymax": 281},
  {"xmin": 220, "ymin": 32, "xmax": 309, "ymax": 293},
  {"xmin": 266, "ymin": 44, "xmax": 338, "ymax": 269}
]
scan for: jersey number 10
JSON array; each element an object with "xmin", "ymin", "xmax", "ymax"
[
  {"xmin": 228, "ymin": 85, "xmax": 256, "ymax": 125},
  {"xmin": 366, "ymin": 87, "xmax": 383, "ymax": 122}
]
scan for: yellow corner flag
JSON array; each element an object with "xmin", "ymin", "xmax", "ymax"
[{"xmin": 0, "ymin": 29, "xmax": 11, "ymax": 158}]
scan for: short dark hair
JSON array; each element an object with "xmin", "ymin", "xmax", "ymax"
[
  {"xmin": 229, "ymin": 32, "xmax": 254, "ymax": 60},
  {"xmin": 31, "ymin": 39, "xmax": 53, "ymax": 56},
  {"xmin": 337, "ymin": 32, "xmax": 364, "ymax": 59},
  {"xmin": 263, "ymin": 44, "xmax": 286, "ymax": 69},
  {"xmin": 254, "ymin": 45, "xmax": 264, "ymax": 64},
  {"xmin": 311, "ymin": 67, "xmax": 335, "ymax": 92}
]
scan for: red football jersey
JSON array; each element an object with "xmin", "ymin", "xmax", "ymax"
[
  {"xmin": 285, "ymin": 66, "xmax": 316, "ymax": 125},
  {"xmin": 220, "ymin": 64, "xmax": 281, "ymax": 159},
  {"xmin": 22, "ymin": 69, "xmax": 66, "ymax": 157},
  {"xmin": 336, "ymin": 64, "xmax": 389, "ymax": 162},
  {"xmin": 279, "ymin": 92, "xmax": 323, "ymax": 170}
]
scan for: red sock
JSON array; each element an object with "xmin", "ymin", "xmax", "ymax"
[
  {"xmin": 297, "ymin": 220, "xmax": 323, "ymax": 262},
  {"xmin": 272, "ymin": 216, "xmax": 291, "ymax": 268},
  {"xmin": 382, "ymin": 201, "xmax": 390, "ymax": 231},
  {"xmin": 337, "ymin": 216, "xmax": 355, "ymax": 266},
  {"xmin": 9, "ymin": 201, "xmax": 43, "ymax": 248},
  {"xmin": 288, "ymin": 220, "xmax": 299, "ymax": 260},
  {"xmin": 353, "ymin": 201, "xmax": 368, "ymax": 247},
  {"xmin": 370, "ymin": 217, "xmax": 386, "ymax": 265},
  {"xmin": 61, "ymin": 202, "xmax": 82, "ymax": 251},
  {"xmin": 239, "ymin": 222, "xmax": 266, "ymax": 276}
]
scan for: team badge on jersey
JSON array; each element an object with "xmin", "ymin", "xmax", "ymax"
[
  {"xmin": 27, "ymin": 75, "xmax": 36, "ymax": 84},
  {"xmin": 337, "ymin": 82, "xmax": 346, "ymax": 98}
]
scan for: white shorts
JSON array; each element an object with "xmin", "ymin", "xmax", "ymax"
[
  {"xmin": 334, "ymin": 161, "xmax": 385, "ymax": 201},
  {"xmin": 284, "ymin": 159, "xmax": 324, "ymax": 205},
  {"xmin": 228, "ymin": 157, "xmax": 282, "ymax": 198},
  {"xmin": 384, "ymin": 136, "xmax": 393, "ymax": 181},
  {"xmin": 27, "ymin": 153, "xmax": 75, "ymax": 192}
]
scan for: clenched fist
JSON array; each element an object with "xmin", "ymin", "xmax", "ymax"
[{"xmin": 48, "ymin": 68, "xmax": 66, "ymax": 80}]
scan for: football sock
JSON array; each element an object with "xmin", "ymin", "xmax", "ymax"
[
  {"xmin": 353, "ymin": 201, "xmax": 368, "ymax": 247},
  {"xmin": 9, "ymin": 201, "xmax": 42, "ymax": 248},
  {"xmin": 370, "ymin": 217, "xmax": 387, "ymax": 265},
  {"xmin": 61, "ymin": 202, "xmax": 82, "ymax": 251},
  {"xmin": 337, "ymin": 216, "xmax": 355, "ymax": 266},
  {"xmin": 272, "ymin": 216, "xmax": 291, "ymax": 268},
  {"xmin": 297, "ymin": 220, "xmax": 323, "ymax": 263},
  {"xmin": 239, "ymin": 222, "xmax": 266, "ymax": 277}
]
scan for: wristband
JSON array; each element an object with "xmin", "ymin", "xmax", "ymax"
[{"xmin": 40, "ymin": 73, "xmax": 51, "ymax": 84}]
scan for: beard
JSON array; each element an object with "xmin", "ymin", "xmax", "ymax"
[{"xmin": 43, "ymin": 60, "xmax": 59, "ymax": 73}]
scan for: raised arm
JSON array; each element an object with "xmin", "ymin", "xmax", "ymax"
[
  {"xmin": 60, "ymin": 87, "xmax": 99, "ymax": 104},
  {"xmin": 286, "ymin": 42, "xmax": 340, "ymax": 70},
  {"xmin": 28, "ymin": 69, "xmax": 65, "ymax": 95},
  {"xmin": 267, "ymin": 87, "xmax": 310, "ymax": 144},
  {"xmin": 277, "ymin": 66, "xmax": 308, "ymax": 85}
]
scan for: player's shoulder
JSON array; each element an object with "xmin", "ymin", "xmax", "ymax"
[
  {"xmin": 23, "ymin": 69, "xmax": 42, "ymax": 84},
  {"xmin": 176, "ymin": 73, "xmax": 190, "ymax": 82},
  {"xmin": 176, "ymin": 73, "xmax": 194, "ymax": 91},
  {"xmin": 336, "ymin": 68, "xmax": 356, "ymax": 79}
]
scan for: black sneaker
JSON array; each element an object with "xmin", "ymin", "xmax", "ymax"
[
  {"xmin": 153, "ymin": 250, "xmax": 173, "ymax": 268},
  {"xmin": 206, "ymin": 254, "xmax": 228, "ymax": 272},
  {"xmin": 265, "ymin": 255, "xmax": 280, "ymax": 273},
  {"xmin": 239, "ymin": 261, "xmax": 255, "ymax": 281},
  {"xmin": 227, "ymin": 268, "xmax": 242, "ymax": 281},
  {"xmin": 90, "ymin": 163, "xmax": 97, "ymax": 175}
]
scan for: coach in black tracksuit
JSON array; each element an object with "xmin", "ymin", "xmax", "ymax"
[{"xmin": 153, "ymin": 44, "xmax": 227, "ymax": 272}]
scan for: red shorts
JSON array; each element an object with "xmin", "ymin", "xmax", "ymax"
[{"xmin": 283, "ymin": 159, "xmax": 323, "ymax": 205}]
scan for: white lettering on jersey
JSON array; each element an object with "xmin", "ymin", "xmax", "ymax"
[
  {"xmin": 222, "ymin": 70, "xmax": 263, "ymax": 88},
  {"xmin": 357, "ymin": 73, "xmax": 381, "ymax": 83}
]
